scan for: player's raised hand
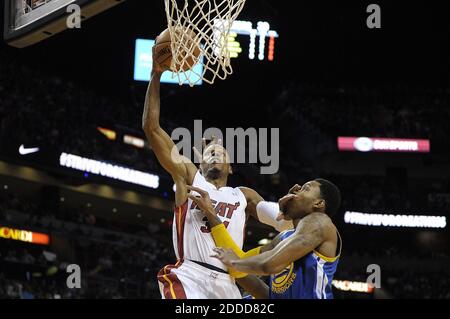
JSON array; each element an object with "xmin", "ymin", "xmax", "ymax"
[
  {"xmin": 187, "ymin": 185, "xmax": 216, "ymax": 215},
  {"xmin": 289, "ymin": 184, "xmax": 302, "ymax": 194},
  {"xmin": 211, "ymin": 247, "xmax": 239, "ymax": 268}
]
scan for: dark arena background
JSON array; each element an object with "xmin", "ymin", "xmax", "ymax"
[{"xmin": 1, "ymin": 0, "xmax": 450, "ymax": 301}]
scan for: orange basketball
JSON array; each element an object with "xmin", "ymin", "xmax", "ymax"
[{"xmin": 154, "ymin": 27, "xmax": 201, "ymax": 72}]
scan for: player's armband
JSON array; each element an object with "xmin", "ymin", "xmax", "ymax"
[
  {"xmin": 230, "ymin": 246, "xmax": 262, "ymax": 279},
  {"xmin": 211, "ymin": 224, "xmax": 262, "ymax": 278},
  {"xmin": 256, "ymin": 201, "xmax": 294, "ymax": 232}
]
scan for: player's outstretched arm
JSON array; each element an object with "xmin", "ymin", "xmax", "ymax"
[
  {"xmin": 212, "ymin": 213, "xmax": 331, "ymax": 276},
  {"xmin": 142, "ymin": 53, "xmax": 197, "ymax": 204}
]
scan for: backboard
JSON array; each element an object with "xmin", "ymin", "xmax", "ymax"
[{"xmin": 3, "ymin": 0, "xmax": 125, "ymax": 48}]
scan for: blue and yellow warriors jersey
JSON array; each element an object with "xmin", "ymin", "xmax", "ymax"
[{"xmin": 269, "ymin": 229, "xmax": 342, "ymax": 299}]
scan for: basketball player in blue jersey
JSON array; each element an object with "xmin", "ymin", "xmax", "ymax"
[{"xmin": 188, "ymin": 179, "xmax": 342, "ymax": 299}]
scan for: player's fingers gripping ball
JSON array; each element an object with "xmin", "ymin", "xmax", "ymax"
[{"xmin": 154, "ymin": 27, "xmax": 201, "ymax": 72}]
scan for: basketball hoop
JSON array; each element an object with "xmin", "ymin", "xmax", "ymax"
[{"xmin": 164, "ymin": 0, "xmax": 247, "ymax": 86}]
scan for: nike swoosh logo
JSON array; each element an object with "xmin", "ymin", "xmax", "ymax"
[{"xmin": 19, "ymin": 145, "xmax": 40, "ymax": 155}]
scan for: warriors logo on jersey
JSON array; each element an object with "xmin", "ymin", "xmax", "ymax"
[
  {"xmin": 271, "ymin": 262, "xmax": 297, "ymax": 294},
  {"xmin": 270, "ymin": 229, "xmax": 342, "ymax": 299}
]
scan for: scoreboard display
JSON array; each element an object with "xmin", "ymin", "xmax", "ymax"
[
  {"xmin": 133, "ymin": 19, "xmax": 278, "ymax": 85},
  {"xmin": 226, "ymin": 19, "xmax": 279, "ymax": 61}
]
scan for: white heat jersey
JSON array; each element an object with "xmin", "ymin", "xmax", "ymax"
[{"xmin": 172, "ymin": 171, "xmax": 247, "ymax": 271}]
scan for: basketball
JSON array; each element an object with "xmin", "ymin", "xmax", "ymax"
[{"xmin": 154, "ymin": 27, "xmax": 201, "ymax": 72}]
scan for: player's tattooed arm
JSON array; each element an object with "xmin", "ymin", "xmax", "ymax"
[
  {"xmin": 259, "ymin": 231, "xmax": 285, "ymax": 253},
  {"xmin": 212, "ymin": 213, "xmax": 329, "ymax": 275}
]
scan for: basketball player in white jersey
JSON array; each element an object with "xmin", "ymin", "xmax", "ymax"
[{"xmin": 142, "ymin": 47, "xmax": 292, "ymax": 299}]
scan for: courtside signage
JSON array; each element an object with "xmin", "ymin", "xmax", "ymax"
[{"xmin": 0, "ymin": 226, "xmax": 50, "ymax": 245}]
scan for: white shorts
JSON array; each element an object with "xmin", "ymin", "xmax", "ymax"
[{"xmin": 157, "ymin": 260, "xmax": 242, "ymax": 299}]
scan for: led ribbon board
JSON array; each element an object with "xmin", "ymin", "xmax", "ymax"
[
  {"xmin": 59, "ymin": 152, "xmax": 160, "ymax": 189},
  {"xmin": 338, "ymin": 137, "xmax": 430, "ymax": 153},
  {"xmin": 344, "ymin": 211, "xmax": 446, "ymax": 229},
  {"xmin": 332, "ymin": 280, "xmax": 374, "ymax": 293},
  {"xmin": 0, "ymin": 226, "xmax": 50, "ymax": 245}
]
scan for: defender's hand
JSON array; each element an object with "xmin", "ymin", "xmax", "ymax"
[
  {"xmin": 288, "ymin": 184, "xmax": 302, "ymax": 194},
  {"xmin": 276, "ymin": 184, "xmax": 302, "ymax": 221},
  {"xmin": 187, "ymin": 185, "xmax": 216, "ymax": 216},
  {"xmin": 276, "ymin": 194, "xmax": 296, "ymax": 221},
  {"xmin": 211, "ymin": 247, "xmax": 239, "ymax": 268}
]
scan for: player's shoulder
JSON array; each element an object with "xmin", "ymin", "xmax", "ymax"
[
  {"xmin": 237, "ymin": 186, "xmax": 261, "ymax": 199},
  {"xmin": 237, "ymin": 186, "xmax": 251, "ymax": 193},
  {"xmin": 278, "ymin": 229, "xmax": 295, "ymax": 241},
  {"xmin": 299, "ymin": 213, "xmax": 336, "ymax": 232}
]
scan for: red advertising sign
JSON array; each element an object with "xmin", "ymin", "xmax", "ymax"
[{"xmin": 338, "ymin": 137, "xmax": 430, "ymax": 153}]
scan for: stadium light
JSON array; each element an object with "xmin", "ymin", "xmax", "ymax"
[{"xmin": 258, "ymin": 238, "xmax": 271, "ymax": 245}]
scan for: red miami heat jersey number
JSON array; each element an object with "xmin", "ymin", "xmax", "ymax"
[{"xmin": 190, "ymin": 200, "xmax": 241, "ymax": 233}]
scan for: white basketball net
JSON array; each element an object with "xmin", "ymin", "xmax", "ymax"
[{"xmin": 164, "ymin": 0, "xmax": 247, "ymax": 86}]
